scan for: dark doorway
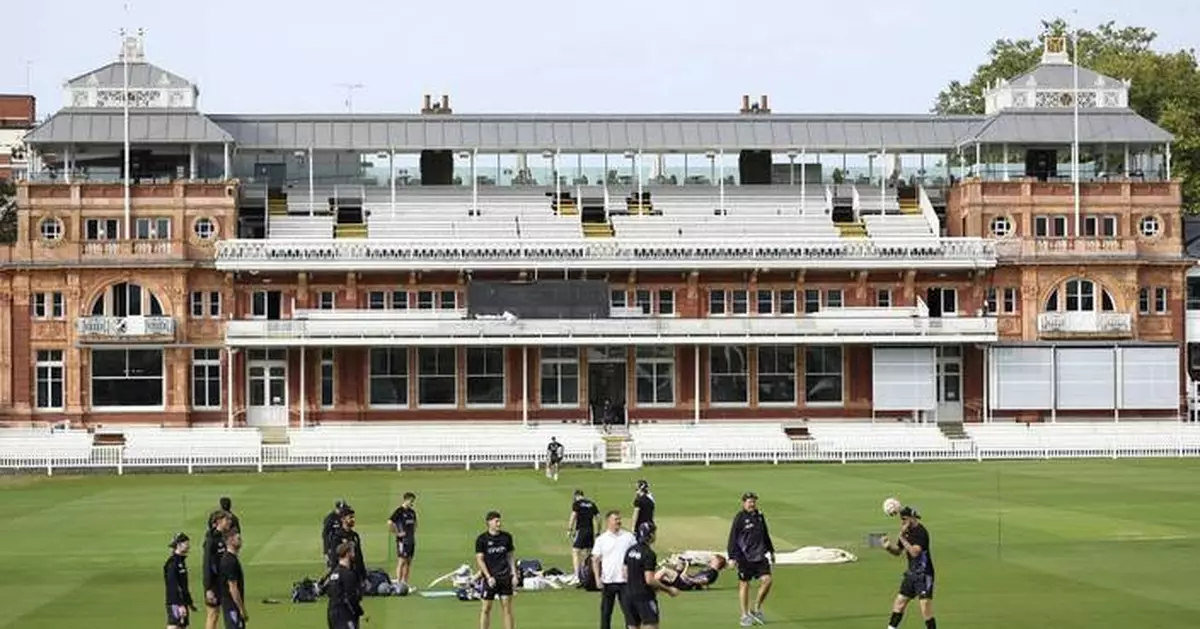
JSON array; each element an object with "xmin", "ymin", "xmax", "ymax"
[{"xmin": 588, "ymin": 362, "xmax": 627, "ymax": 426}]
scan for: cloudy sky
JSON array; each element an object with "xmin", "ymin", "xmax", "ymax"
[{"xmin": 6, "ymin": 0, "xmax": 1198, "ymax": 116}]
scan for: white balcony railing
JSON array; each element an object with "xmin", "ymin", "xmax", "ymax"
[
  {"xmin": 227, "ymin": 309, "xmax": 998, "ymax": 346},
  {"xmin": 76, "ymin": 316, "xmax": 176, "ymax": 339},
  {"xmin": 1037, "ymin": 312, "xmax": 1133, "ymax": 336},
  {"xmin": 214, "ymin": 237, "xmax": 997, "ymax": 272}
]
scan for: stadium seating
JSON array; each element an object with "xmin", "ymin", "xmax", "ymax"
[
  {"xmin": 285, "ymin": 422, "xmax": 604, "ymax": 467},
  {"xmin": 122, "ymin": 427, "xmax": 263, "ymax": 467},
  {"xmin": 267, "ymin": 215, "xmax": 334, "ymax": 239},
  {"xmin": 966, "ymin": 422, "xmax": 1200, "ymax": 458},
  {"xmin": 630, "ymin": 422, "xmax": 796, "ymax": 463},
  {"xmin": 805, "ymin": 422, "xmax": 961, "ymax": 460},
  {"xmin": 0, "ymin": 428, "xmax": 94, "ymax": 468}
]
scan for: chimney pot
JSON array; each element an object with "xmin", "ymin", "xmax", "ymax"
[
  {"xmin": 760, "ymin": 95, "xmax": 769, "ymax": 112},
  {"xmin": 423, "ymin": 94, "xmax": 431, "ymax": 111},
  {"xmin": 741, "ymin": 94, "xmax": 750, "ymax": 113},
  {"xmin": 441, "ymin": 94, "xmax": 450, "ymax": 110}
]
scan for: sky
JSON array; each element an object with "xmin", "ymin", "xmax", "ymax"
[{"xmin": 5, "ymin": 0, "xmax": 1199, "ymax": 117}]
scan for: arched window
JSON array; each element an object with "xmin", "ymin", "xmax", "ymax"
[
  {"xmin": 90, "ymin": 282, "xmax": 164, "ymax": 317},
  {"xmin": 1043, "ymin": 279, "xmax": 1115, "ymax": 313}
]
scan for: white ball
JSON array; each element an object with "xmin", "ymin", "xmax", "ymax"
[{"xmin": 882, "ymin": 497, "xmax": 902, "ymax": 516}]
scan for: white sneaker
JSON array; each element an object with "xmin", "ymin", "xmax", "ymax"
[
  {"xmin": 740, "ymin": 615, "xmax": 754, "ymax": 627},
  {"xmin": 751, "ymin": 610, "xmax": 766, "ymax": 624}
]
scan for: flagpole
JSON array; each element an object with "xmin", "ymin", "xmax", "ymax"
[
  {"xmin": 1071, "ymin": 25, "xmax": 1081, "ymax": 238},
  {"xmin": 122, "ymin": 27, "xmax": 132, "ymax": 240}
]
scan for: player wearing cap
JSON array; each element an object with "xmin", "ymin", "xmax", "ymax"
[
  {"xmin": 322, "ymin": 499, "xmax": 349, "ymax": 568},
  {"xmin": 623, "ymin": 522, "xmax": 679, "ymax": 629},
  {"xmin": 388, "ymin": 492, "xmax": 418, "ymax": 588},
  {"xmin": 881, "ymin": 506, "xmax": 937, "ymax": 629},
  {"xmin": 217, "ymin": 497, "xmax": 241, "ymax": 534},
  {"xmin": 727, "ymin": 492, "xmax": 775, "ymax": 627},
  {"xmin": 164, "ymin": 532, "xmax": 196, "ymax": 629},
  {"xmin": 632, "ymin": 480, "xmax": 656, "ymax": 530},
  {"xmin": 546, "ymin": 437, "xmax": 565, "ymax": 481},
  {"xmin": 474, "ymin": 511, "xmax": 517, "ymax": 629},
  {"xmin": 567, "ymin": 489, "xmax": 599, "ymax": 578},
  {"xmin": 202, "ymin": 511, "xmax": 233, "ymax": 629}
]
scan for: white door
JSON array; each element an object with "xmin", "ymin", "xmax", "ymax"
[
  {"xmin": 936, "ymin": 347, "xmax": 963, "ymax": 422},
  {"xmin": 247, "ymin": 361, "xmax": 288, "ymax": 426}
]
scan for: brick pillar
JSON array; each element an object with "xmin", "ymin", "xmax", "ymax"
[
  {"xmin": 0, "ymin": 288, "xmax": 11, "ymax": 414},
  {"xmin": 681, "ymin": 271, "xmax": 701, "ymax": 317},
  {"xmin": 902, "ymin": 270, "xmax": 916, "ymax": 308},
  {"xmin": 11, "ymin": 274, "xmax": 31, "ymax": 415}
]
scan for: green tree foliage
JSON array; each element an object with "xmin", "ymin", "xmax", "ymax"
[
  {"xmin": 0, "ymin": 178, "xmax": 15, "ymax": 244},
  {"xmin": 935, "ymin": 19, "xmax": 1200, "ymax": 211}
]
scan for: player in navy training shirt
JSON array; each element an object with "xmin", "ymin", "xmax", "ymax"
[
  {"xmin": 326, "ymin": 541, "xmax": 367, "ymax": 629},
  {"xmin": 218, "ymin": 531, "xmax": 247, "ymax": 629},
  {"xmin": 202, "ymin": 511, "xmax": 232, "ymax": 629},
  {"xmin": 387, "ymin": 492, "xmax": 418, "ymax": 587},
  {"xmin": 474, "ymin": 510, "xmax": 517, "ymax": 629},
  {"xmin": 632, "ymin": 479, "xmax": 656, "ymax": 529},
  {"xmin": 623, "ymin": 522, "xmax": 679, "ymax": 629},
  {"xmin": 164, "ymin": 532, "xmax": 195, "ymax": 629},
  {"xmin": 882, "ymin": 506, "xmax": 937, "ymax": 629},
  {"xmin": 546, "ymin": 437, "xmax": 565, "ymax": 481},
  {"xmin": 567, "ymin": 489, "xmax": 600, "ymax": 578},
  {"xmin": 727, "ymin": 492, "xmax": 775, "ymax": 626}
]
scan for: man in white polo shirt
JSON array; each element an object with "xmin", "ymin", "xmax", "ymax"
[{"xmin": 592, "ymin": 509, "xmax": 637, "ymax": 629}]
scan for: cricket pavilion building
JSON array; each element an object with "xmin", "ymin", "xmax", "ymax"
[{"xmin": 0, "ymin": 35, "xmax": 1189, "ymax": 428}]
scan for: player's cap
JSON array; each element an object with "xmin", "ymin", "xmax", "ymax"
[
  {"xmin": 636, "ymin": 479, "xmax": 649, "ymax": 490},
  {"xmin": 340, "ymin": 506, "xmax": 356, "ymax": 516},
  {"xmin": 169, "ymin": 532, "xmax": 190, "ymax": 548},
  {"xmin": 899, "ymin": 506, "xmax": 920, "ymax": 519},
  {"xmin": 219, "ymin": 496, "xmax": 232, "ymax": 510},
  {"xmin": 741, "ymin": 491, "xmax": 759, "ymax": 501},
  {"xmin": 573, "ymin": 489, "xmax": 584, "ymax": 497},
  {"xmin": 485, "ymin": 510, "xmax": 502, "ymax": 521},
  {"xmin": 335, "ymin": 499, "xmax": 347, "ymax": 509},
  {"xmin": 636, "ymin": 521, "xmax": 657, "ymax": 541}
]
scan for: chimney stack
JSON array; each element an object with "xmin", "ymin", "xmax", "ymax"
[
  {"xmin": 741, "ymin": 94, "xmax": 750, "ymax": 114},
  {"xmin": 422, "ymin": 94, "xmax": 432, "ymax": 113},
  {"xmin": 441, "ymin": 94, "xmax": 451, "ymax": 113},
  {"xmin": 760, "ymin": 95, "xmax": 770, "ymax": 113}
]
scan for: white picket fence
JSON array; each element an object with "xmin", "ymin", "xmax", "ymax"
[{"xmin": 2, "ymin": 422, "xmax": 1200, "ymax": 475}]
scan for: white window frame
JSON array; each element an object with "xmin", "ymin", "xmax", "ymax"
[
  {"xmin": 33, "ymin": 292, "xmax": 64, "ymax": 319},
  {"xmin": 539, "ymin": 347, "xmax": 579, "ymax": 408},
  {"xmin": 320, "ymin": 348, "xmax": 335, "ymax": 408},
  {"xmin": 134, "ymin": 217, "xmax": 171, "ymax": 240},
  {"xmin": 84, "ymin": 218, "xmax": 120, "ymax": 241},
  {"xmin": 35, "ymin": 349, "xmax": 65, "ymax": 411},
  {"xmin": 803, "ymin": 289, "xmax": 821, "ymax": 313},
  {"xmin": 190, "ymin": 291, "xmax": 204, "ymax": 318},
  {"xmin": 778, "ymin": 289, "xmax": 796, "ymax": 315},
  {"xmin": 634, "ymin": 289, "xmax": 652, "ymax": 315},
  {"xmin": 208, "ymin": 291, "xmax": 221, "ymax": 318},
  {"xmin": 708, "ymin": 345, "xmax": 749, "ymax": 406},
  {"xmin": 417, "ymin": 347, "xmax": 457, "ymax": 408},
  {"xmin": 368, "ymin": 290, "xmax": 387, "ymax": 310},
  {"xmin": 730, "ymin": 289, "xmax": 749, "ymax": 316},
  {"xmin": 38, "ymin": 218, "xmax": 63, "ymax": 241},
  {"xmin": 990, "ymin": 216, "xmax": 1013, "ymax": 238},
  {"xmin": 368, "ymin": 348, "xmax": 408, "ymax": 408},
  {"xmin": 1002, "ymin": 288, "xmax": 1018, "ymax": 314},
  {"xmin": 657, "ymin": 289, "xmax": 675, "ymax": 316},
  {"xmin": 825, "ymin": 289, "xmax": 844, "ymax": 309},
  {"xmin": 804, "ymin": 345, "xmax": 844, "ymax": 406},
  {"xmin": 1139, "ymin": 215, "xmax": 1161, "ymax": 238},
  {"xmin": 317, "ymin": 291, "xmax": 337, "ymax": 310},
  {"xmin": 757, "ymin": 345, "xmax": 797, "ymax": 406},
  {"xmin": 392, "ymin": 290, "xmax": 409, "ymax": 310},
  {"xmin": 634, "ymin": 346, "xmax": 675, "ymax": 407},
  {"xmin": 191, "ymin": 348, "xmax": 222, "ymax": 410},
  {"xmin": 90, "ymin": 348, "xmax": 166, "ymax": 412},
  {"xmin": 1154, "ymin": 287, "xmax": 1168, "ymax": 314},
  {"xmin": 876, "ymin": 289, "xmax": 892, "ymax": 308},
  {"xmin": 708, "ymin": 289, "xmax": 727, "ymax": 315},
  {"xmin": 611, "ymin": 289, "xmax": 628, "ymax": 310},
  {"xmin": 465, "ymin": 347, "xmax": 506, "ymax": 408},
  {"xmin": 755, "ymin": 289, "xmax": 774, "ymax": 315},
  {"xmin": 193, "ymin": 217, "xmax": 216, "ymax": 240}
]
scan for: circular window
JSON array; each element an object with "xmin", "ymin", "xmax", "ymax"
[
  {"xmin": 989, "ymin": 216, "xmax": 1013, "ymax": 238},
  {"xmin": 1138, "ymin": 215, "xmax": 1161, "ymax": 238},
  {"xmin": 38, "ymin": 217, "xmax": 63, "ymax": 241},
  {"xmin": 193, "ymin": 217, "xmax": 217, "ymax": 240}
]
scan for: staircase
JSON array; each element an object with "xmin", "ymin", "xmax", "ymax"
[
  {"xmin": 258, "ymin": 426, "xmax": 290, "ymax": 445},
  {"xmin": 582, "ymin": 222, "xmax": 615, "ymax": 238},
  {"xmin": 937, "ymin": 422, "xmax": 970, "ymax": 440},
  {"xmin": 267, "ymin": 196, "xmax": 288, "ymax": 217},
  {"xmin": 335, "ymin": 223, "xmax": 368, "ymax": 238},
  {"xmin": 555, "ymin": 199, "xmax": 579, "ymax": 216},
  {"xmin": 835, "ymin": 221, "xmax": 868, "ymax": 238},
  {"xmin": 899, "ymin": 197, "xmax": 920, "ymax": 215},
  {"xmin": 601, "ymin": 434, "xmax": 642, "ymax": 469}
]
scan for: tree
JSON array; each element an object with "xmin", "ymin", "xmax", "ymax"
[
  {"xmin": 935, "ymin": 19, "xmax": 1200, "ymax": 211},
  {"xmin": 0, "ymin": 179, "xmax": 15, "ymax": 244}
]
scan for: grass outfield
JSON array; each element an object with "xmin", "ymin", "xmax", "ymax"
[{"xmin": 2, "ymin": 460, "xmax": 1199, "ymax": 628}]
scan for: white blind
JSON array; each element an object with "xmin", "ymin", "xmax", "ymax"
[
  {"xmin": 992, "ymin": 346, "xmax": 1053, "ymax": 409},
  {"xmin": 872, "ymin": 347, "xmax": 936, "ymax": 411},
  {"xmin": 1055, "ymin": 348, "xmax": 1115, "ymax": 410},
  {"xmin": 1119, "ymin": 346, "xmax": 1180, "ymax": 410}
]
